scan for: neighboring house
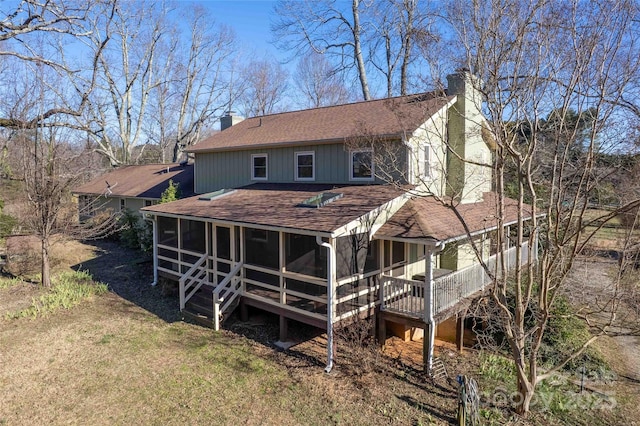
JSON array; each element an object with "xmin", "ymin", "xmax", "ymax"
[
  {"xmin": 141, "ymin": 71, "xmax": 536, "ymax": 372},
  {"xmin": 73, "ymin": 163, "xmax": 195, "ymax": 220}
]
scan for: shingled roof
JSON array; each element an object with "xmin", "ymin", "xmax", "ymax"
[
  {"xmin": 376, "ymin": 193, "xmax": 531, "ymax": 242},
  {"xmin": 142, "ymin": 183, "xmax": 405, "ymax": 234},
  {"xmin": 190, "ymin": 91, "xmax": 455, "ymax": 153},
  {"xmin": 73, "ymin": 163, "xmax": 195, "ymax": 199}
]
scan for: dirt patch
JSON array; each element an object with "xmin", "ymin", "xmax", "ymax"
[
  {"xmin": 0, "ymin": 280, "xmax": 40, "ymax": 315},
  {"xmin": 4, "ymin": 235, "xmax": 95, "ymax": 278}
]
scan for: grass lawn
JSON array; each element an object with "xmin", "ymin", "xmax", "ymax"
[
  {"xmin": 0, "ymin": 240, "xmax": 454, "ymax": 425},
  {"xmin": 0, "ymin": 279, "xmax": 447, "ymax": 425}
]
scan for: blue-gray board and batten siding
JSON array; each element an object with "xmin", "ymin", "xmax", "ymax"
[{"xmin": 194, "ymin": 143, "xmax": 405, "ymax": 193}]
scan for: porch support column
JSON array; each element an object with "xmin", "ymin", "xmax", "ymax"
[
  {"xmin": 279, "ymin": 315, "xmax": 288, "ymax": 341},
  {"xmin": 149, "ymin": 215, "xmax": 158, "ymax": 286},
  {"xmin": 424, "ymin": 241, "xmax": 445, "ymax": 374},
  {"xmin": 456, "ymin": 313, "xmax": 465, "ymax": 353},
  {"xmin": 423, "ymin": 323, "xmax": 433, "ymax": 369},
  {"xmin": 424, "ymin": 249, "xmax": 435, "ymax": 373},
  {"xmin": 378, "ymin": 316, "xmax": 386, "ymax": 348},
  {"xmin": 240, "ymin": 298, "xmax": 248, "ymax": 321}
]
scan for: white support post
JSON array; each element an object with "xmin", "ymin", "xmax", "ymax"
[
  {"xmin": 151, "ymin": 216, "xmax": 158, "ymax": 286},
  {"xmin": 317, "ymin": 235, "xmax": 336, "ymax": 373},
  {"xmin": 425, "ymin": 241, "xmax": 445, "ymax": 375},
  {"xmin": 279, "ymin": 231, "xmax": 286, "ymax": 305},
  {"xmin": 213, "ymin": 292, "xmax": 220, "ymax": 331}
]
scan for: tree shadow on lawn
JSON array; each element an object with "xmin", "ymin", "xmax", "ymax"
[{"xmin": 72, "ymin": 239, "xmax": 181, "ymax": 323}]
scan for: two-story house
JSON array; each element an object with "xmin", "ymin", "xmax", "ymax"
[{"xmin": 141, "ymin": 71, "xmax": 535, "ymax": 373}]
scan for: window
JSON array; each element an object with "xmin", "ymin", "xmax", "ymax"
[
  {"xmin": 422, "ymin": 144, "xmax": 432, "ymax": 178},
  {"xmin": 251, "ymin": 154, "xmax": 268, "ymax": 180},
  {"xmin": 350, "ymin": 148, "xmax": 374, "ymax": 181},
  {"xmin": 295, "ymin": 151, "xmax": 315, "ymax": 181},
  {"xmin": 79, "ymin": 196, "xmax": 96, "ymax": 217},
  {"xmin": 119, "ymin": 199, "xmax": 126, "ymax": 211}
]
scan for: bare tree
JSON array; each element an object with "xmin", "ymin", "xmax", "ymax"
[
  {"xmin": 0, "ymin": 0, "xmax": 112, "ymax": 130},
  {"xmin": 367, "ymin": 0, "xmax": 437, "ymax": 97},
  {"xmin": 439, "ymin": 0, "xmax": 640, "ymax": 415},
  {"xmin": 12, "ymin": 65, "xmax": 119, "ymax": 287},
  {"xmin": 273, "ymin": 0, "xmax": 371, "ymax": 100},
  {"xmin": 294, "ymin": 52, "xmax": 353, "ymax": 108},
  {"xmin": 147, "ymin": 6, "xmax": 237, "ymax": 163},
  {"xmin": 239, "ymin": 59, "xmax": 290, "ymax": 117},
  {"xmin": 82, "ymin": 1, "xmax": 169, "ymax": 167}
]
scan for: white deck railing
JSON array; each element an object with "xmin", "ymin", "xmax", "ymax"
[
  {"xmin": 434, "ymin": 242, "xmax": 531, "ymax": 314},
  {"xmin": 179, "ymin": 252, "xmax": 208, "ymax": 311},
  {"xmin": 212, "ymin": 262, "xmax": 243, "ymax": 331},
  {"xmin": 380, "ymin": 276, "xmax": 425, "ymax": 318},
  {"xmin": 381, "ymin": 242, "xmax": 534, "ymax": 319}
]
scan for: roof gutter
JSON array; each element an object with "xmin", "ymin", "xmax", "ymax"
[
  {"xmin": 316, "ymin": 235, "xmax": 336, "ymax": 373},
  {"xmin": 425, "ymin": 240, "xmax": 445, "ymax": 374}
]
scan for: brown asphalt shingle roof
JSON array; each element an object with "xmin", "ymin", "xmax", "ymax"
[
  {"xmin": 142, "ymin": 183, "xmax": 405, "ymax": 234},
  {"xmin": 376, "ymin": 193, "xmax": 532, "ymax": 242},
  {"xmin": 190, "ymin": 91, "xmax": 454, "ymax": 152},
  {"xmin": 73, "ymin": 163, "xmax": 195, "ymax": 199}
]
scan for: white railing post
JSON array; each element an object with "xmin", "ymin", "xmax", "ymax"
[
  {"xmin": 179, "ymin": 280, "xmax": 185, "ymax": 310},
  {"xmin": 213, "ymin": 292, "xmax": 220, "ymax": 331}
]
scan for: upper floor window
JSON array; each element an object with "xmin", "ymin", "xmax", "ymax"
[
  {"xmin": 350, "ymin": 148, "xmax": 374, "ymax": 181},
  {"xmin": 295, "ymin": 151, "xmax": 315, "ymax": 181},
  {"xmin": 251, "ymin": 154, "xmax": 268, "ymax": 180},
  {"xmin": 422, "ymin": 144, "xmax": 432, "ymax": 178},
  {"xmin": 120, "ymin": 198, "xmax": 126, "ymax": 211}
]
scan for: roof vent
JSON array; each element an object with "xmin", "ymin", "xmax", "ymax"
[
  {"xmin": 198, "ymin": 188, "xmax": 236, "ymax": 201},
  {"xmin": 297, "ymin": 192, "xmax": 343, "ymax": 208}
]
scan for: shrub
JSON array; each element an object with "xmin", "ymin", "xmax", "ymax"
[
  {"xmin": 118, "ymin": 208, "xmax": 152, "ymax": 251},
  {"xmin": 160, "ymin": 179, "xmax": 180, "ymax": 204}
]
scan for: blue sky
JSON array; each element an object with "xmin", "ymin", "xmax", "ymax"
[{"xmin": 186, "ymin": 0, "xmax": 283, "ymax": 61}]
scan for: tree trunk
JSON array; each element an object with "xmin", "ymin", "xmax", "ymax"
[
  {"xmin": 352, "ymin": 0, "xmax": 370, "ymax": 100},
  {"xmin": 515, "ymin": 376, "xmax": 534, "ymax": 415},
  {"xmin": 41, "ymin": 237, "xmax": 51, "ymax": 288}
]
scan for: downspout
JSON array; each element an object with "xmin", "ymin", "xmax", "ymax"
[
  {"xmin": 145, "ymin": 214, "xmax": 158, "ymax": 286},
  {"xmin": 317, "ymin": 235, "xmax": 335, "ymax": 373},
  {"xmin": 425, "ymin": 240, "xmax": 445, "ymax": 373}
]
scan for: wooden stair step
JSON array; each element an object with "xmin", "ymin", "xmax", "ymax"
[{"xmin": 182, "ymin": 310, "xmax": 214, "ymax": 328}]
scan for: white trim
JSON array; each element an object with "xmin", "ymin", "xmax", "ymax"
[
  {"xmin": 147, "ymin": 211, "xmax": 333, "ymax": 238},
  {"xmin": 349, "ymin": 148, "xmax": 375, "ymax": 181},
  {"xmin": 251, "ymin": 153, "xmax": 268, "ymax": 181},
  {"xmin": 294, "ymin": 151, "xmax": 315, "ymax": 181}
]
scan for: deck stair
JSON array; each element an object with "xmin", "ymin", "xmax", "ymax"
[{"xmin": 179, "ymin": 257, "xmax": 244, "ymax": 330}]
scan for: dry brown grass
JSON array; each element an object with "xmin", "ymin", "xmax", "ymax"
[{"xmin": 4, "ymin": 235, "xmax": 94, "ymax": 279}]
